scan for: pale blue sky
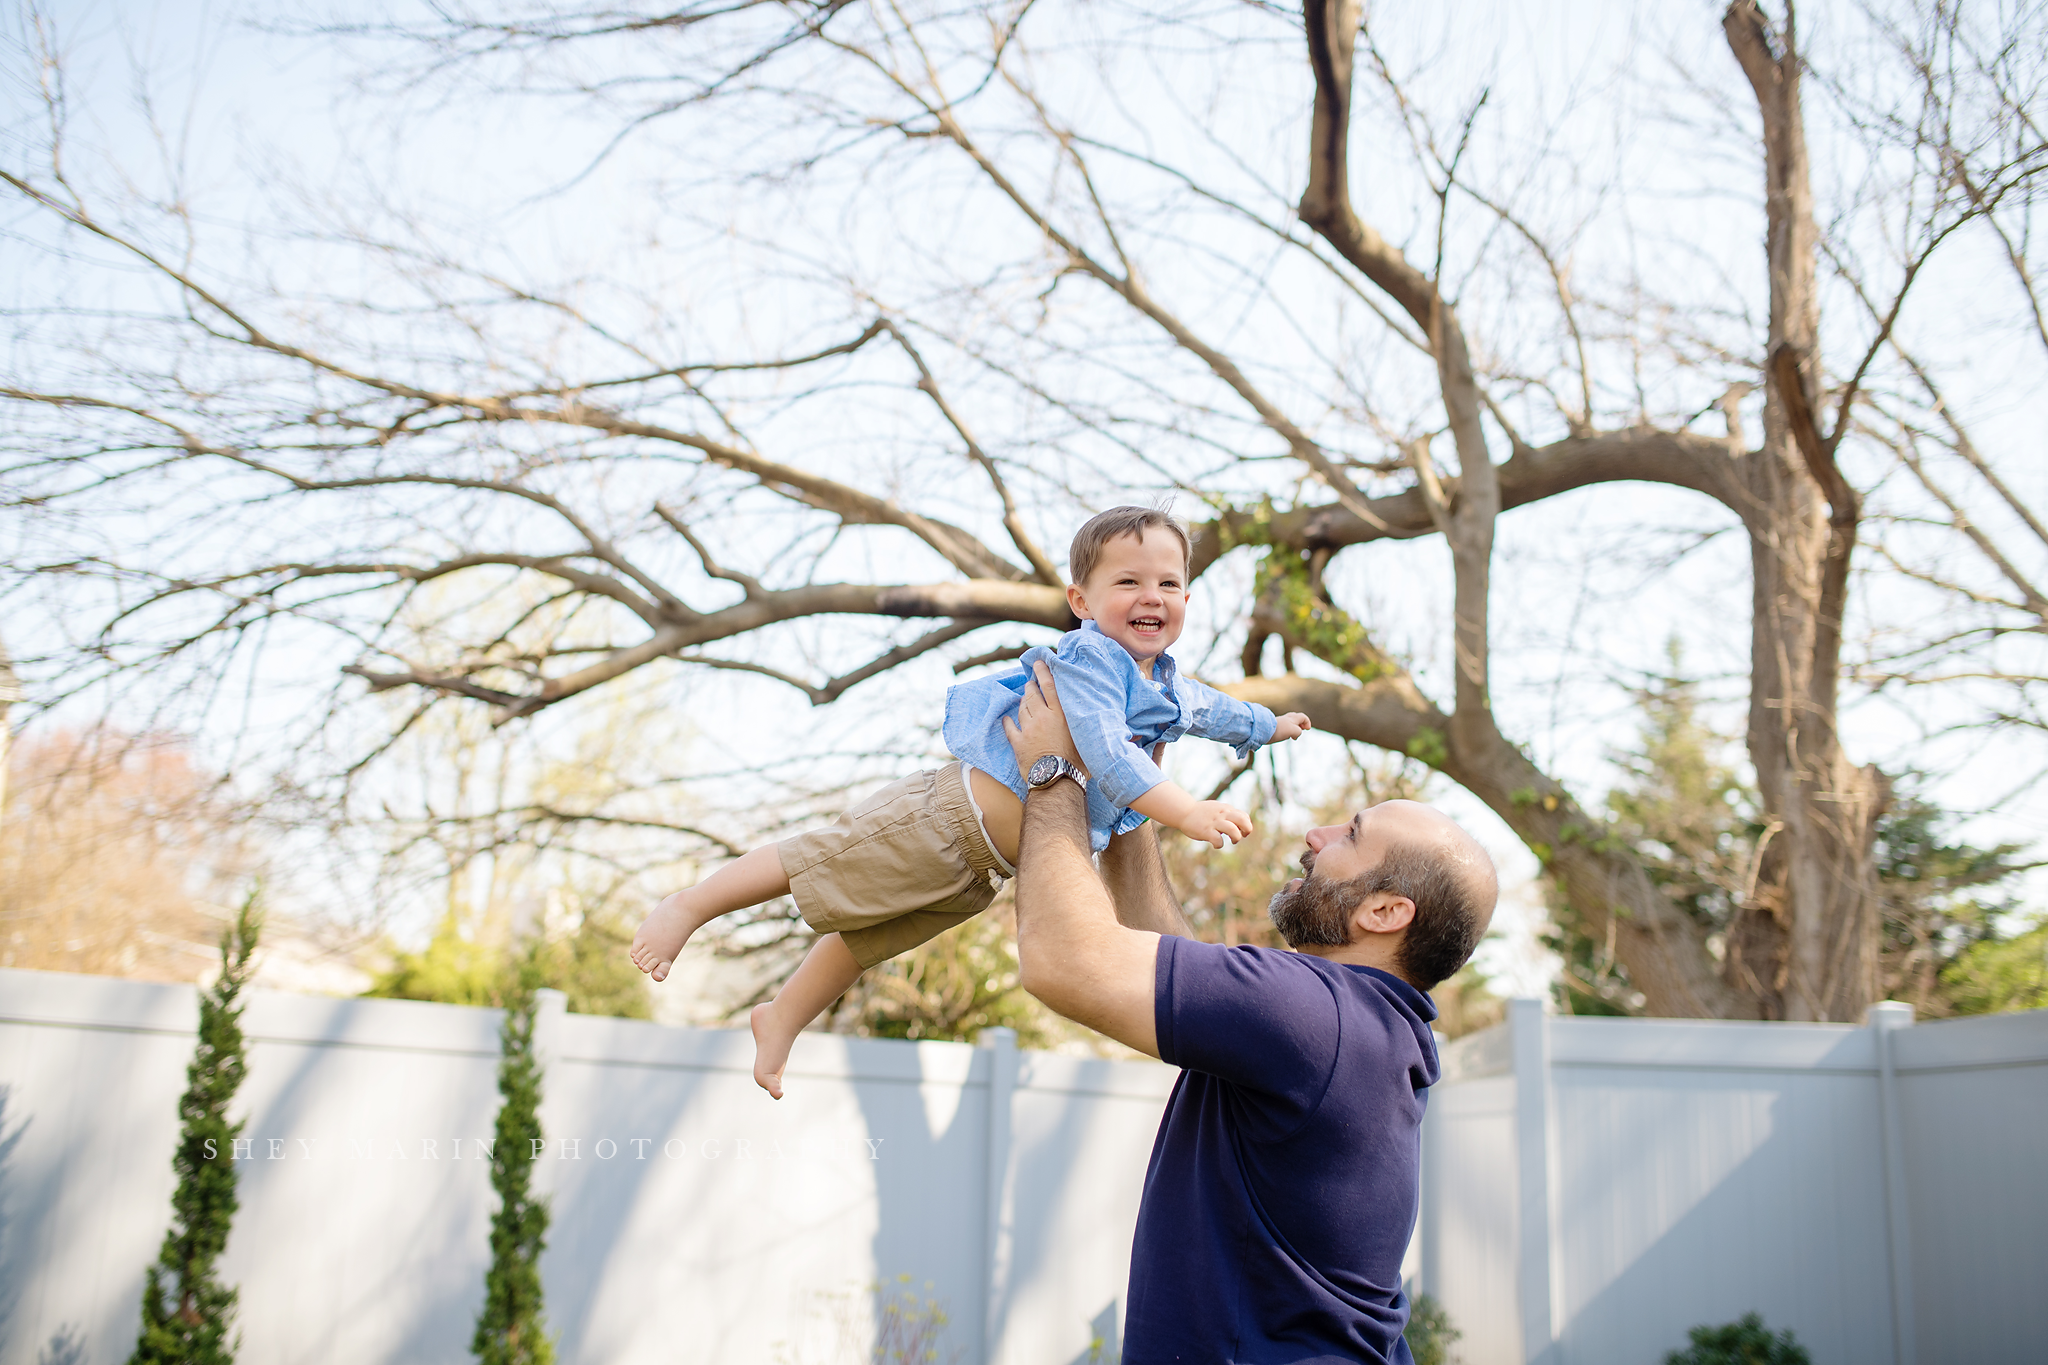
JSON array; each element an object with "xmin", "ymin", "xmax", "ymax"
[{"xmin": 8, "ymin": 0, "xmax": 2043, "ymax": 984}]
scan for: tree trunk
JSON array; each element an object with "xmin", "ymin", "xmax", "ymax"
[
  {"xmin": 1267, "ymin": 1, "xmax": 1889, "ymax": 1022},
  {"xmin": 1724, "ymin": 1, "xmax": 1889, "ymax": 1021}
]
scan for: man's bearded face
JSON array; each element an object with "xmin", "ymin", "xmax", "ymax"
[{"xmin": 1267, "ymin": 846, "xmax": 1362, "ymax": 948}]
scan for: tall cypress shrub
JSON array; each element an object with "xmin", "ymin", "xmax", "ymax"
[
  {"xmin": 131, "ymin": 894, "xmax": 261, "ymax": 1365},
  {"xmin": 473, "ymin": 953, "xmax": 554, "ymax": 1365}
]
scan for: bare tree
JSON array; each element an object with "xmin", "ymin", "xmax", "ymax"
[
  {"xmin": 0, "ymin": 729, "xmax": 258, "ymax": 980},
  {"xmin": 3, "ymin": 1, "xmax": 2042, "ymax": 1020},
  {"xmin": 0, "ymin": 634, "xmax": 19, "ymax": 816}
]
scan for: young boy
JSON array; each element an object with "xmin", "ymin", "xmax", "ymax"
[{"xmin": 629, "ymin": 506, "xmax": 1312, "ymax": 1096}]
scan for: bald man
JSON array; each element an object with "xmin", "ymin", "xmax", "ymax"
[{"xmin": 1002, "ymin": 662, "xmax": 1497, "ymax": 1365}]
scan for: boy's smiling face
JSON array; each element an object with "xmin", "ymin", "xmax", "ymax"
[{"xmin": 1066, "ymin": 530, "xmax": 1189, "ymax": 675}]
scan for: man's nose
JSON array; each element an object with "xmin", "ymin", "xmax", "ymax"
[{"xmin": 1304, "ymin": 824, "xmax": 1336, "ymax": 852}]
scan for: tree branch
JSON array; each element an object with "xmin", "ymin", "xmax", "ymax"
[
  {"xmin": 879, "ymin": 320, "xmax": 1063, "ymax": 586},
  {"xmin": 681, "ymin": 619, "xmax": 987, "ymax": 706},
  {"xmin": 825, "ymin": 29, "xmax": 1388, "ymax": 533},
  {"xmin": 1190, "ymin": 427, "xmax": 1748, "ymax": 576},
  {"xmin": 341, "ymin": 578, "xmax": 1064, "ymax": 720},
  {"xmin": 1298, "ymin": 0, "xmax": 1500, "ymax": 726}
]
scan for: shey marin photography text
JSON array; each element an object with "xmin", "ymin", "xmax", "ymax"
[{"xmin": 200, "ymin": 1133, "xmax": 888, "ymax": 1162}]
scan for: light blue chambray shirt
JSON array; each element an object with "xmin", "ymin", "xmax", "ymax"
[{"xmin": 944, "ymin": 621, "xmax": 1279, "ymax": 852}]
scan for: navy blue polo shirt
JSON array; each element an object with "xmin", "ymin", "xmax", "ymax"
[{"xmin": 1126, "ymin": 936, "xmax": 1440, "ymax": 1365}]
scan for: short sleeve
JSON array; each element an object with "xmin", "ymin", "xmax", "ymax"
[{"xmin": 1154, "ymin": 937, "xmax": 1340, "ymax": 1138}]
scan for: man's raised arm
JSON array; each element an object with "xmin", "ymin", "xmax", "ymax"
[
  {"xmin": 1102, "ymin": 822, "xmax": 1194, "ymax": 939},
  {"xmin": 1002, "ymin": 662, "xmax": 1162, "ymax": 1059}
]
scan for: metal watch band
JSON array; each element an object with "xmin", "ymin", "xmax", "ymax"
[{"xmin": 1026, "ymin": 753, "xmax": 1087, "ymax": 793}]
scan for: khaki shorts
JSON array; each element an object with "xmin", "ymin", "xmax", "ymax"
[{"xmin": 778, "ymin": 764, "xmax": 1008, "ymax": 970}]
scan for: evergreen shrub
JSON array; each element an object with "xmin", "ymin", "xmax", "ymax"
[
  {"xmin": 130, "ymin": 894, "xmax": 260, "ymax": 1365},
  {"xmin": 1665, "ymin": 1313, "xmax": 1811, "ymax": 1365},
  {"xmin": 1402, "ymin": 1292, "xmax": 1459, "ymax": 1365},
  {"xmin": 473, "ymin": 951, "xmax": 554, "ymax": 1365}
]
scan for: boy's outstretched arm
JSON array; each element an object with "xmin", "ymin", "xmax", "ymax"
[
  {"xmin": 1003, "ymin": 662, "xmax": 1161, "ymax": 1059},
  {"xmin": 1129, "ymin": 780, "xmax": 1252, "ymax": 849}
]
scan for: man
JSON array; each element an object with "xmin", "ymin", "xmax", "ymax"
[{"xmin": 1002, "ymin": 662, "xmax": 1498, "ymax": 1365}]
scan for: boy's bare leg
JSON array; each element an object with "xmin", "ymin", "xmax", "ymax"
[
  {"xmin": 749, "ymin": 932, "xmax": 862, "ymax": 1099},
  {"xmin": 631, "ymin": 844, "xmax": 790, "ymax": 983}
]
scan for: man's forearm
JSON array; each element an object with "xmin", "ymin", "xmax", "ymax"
[
  {"xmin": 1013, "ymin": 779, "xmax": 1162, "ymax": 1057},
  {"xmin": 1101, "ymin": 822, "xmax": 1194, "ymax": 938},
  {"xmin": 1015, "ymin": 781, "xmax": 1113, "ymax": 992}
]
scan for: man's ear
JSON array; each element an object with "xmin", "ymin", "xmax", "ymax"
[
  {"xmin": 1066, "ymin": 582, "xmax": 1092, "ymax": 619},
  {"xmin": 1352, "ymin": 893, "xmax": 1416, "ymax": 938}
]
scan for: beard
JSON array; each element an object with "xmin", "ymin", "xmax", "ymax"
[{"xmin": 1267, "ymin": 849, "xmax": 1363, "ymax": 948}]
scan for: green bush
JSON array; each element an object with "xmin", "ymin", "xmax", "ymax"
[
  {"xmin": 368, "ymin": 909, "xmax": 651, "ymax": 1019},
  {"xmin": 1941, "ymin": 917, "xmax": 2048, "ymax": 1014},
  {"xmin": 837, "ymin": 906, "xmax": 1060, "ymax": 1047},
  {"xmin": 1665, "ymin": 1313, "xmax": 1810, "ymax": 1365},
  {"xmin": 1403, "ymin": 1292, "xmax": 1459, "ymax": 1365}
]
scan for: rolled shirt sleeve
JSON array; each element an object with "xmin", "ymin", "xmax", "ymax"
[{"xmin": 1174, "ymin": 676, "xmax": 1278, "ymax": 759}]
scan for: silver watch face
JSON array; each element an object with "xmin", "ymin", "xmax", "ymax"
[{"xmin": 1027, "ymin": 754, "xmax": 1064, "ymax": 788}]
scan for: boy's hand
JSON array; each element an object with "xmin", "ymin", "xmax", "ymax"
[
  {"xmin": 1271, "ymin": 712, "xmax": 1313, "ymax": 742},
  {"xmin": 1177, "ymin": 801, "xmax": 1253, "ymax": 850}
]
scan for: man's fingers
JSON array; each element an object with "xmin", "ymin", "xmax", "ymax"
[
  {"xmin": 1031, "ymin": 659, "xmax": 1058, "ymax": 705},
  {"xmin": 1022, "ymin": 660, "xmax": 1058, "ymax": 715}
]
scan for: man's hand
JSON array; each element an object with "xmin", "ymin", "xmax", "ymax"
[
  {"xmin": 1271, "ymin": 711, "xmax": 1314, "ymax": 742},
  {"xmin": 1177, "ymin": 800, "xmax": 1254, "ymax": 850},
  {"xmin": 1002, "ymin": 659, "xmax": 1083, "ymax": 773}
]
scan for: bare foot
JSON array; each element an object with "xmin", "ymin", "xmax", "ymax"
[
  {"xmin": 630, "ymin": 891, "xmax": 699, "ymax": 983},
  {"xmin": 750, "ymin": 1002, "xmax": 797, "ymax": 1100}
]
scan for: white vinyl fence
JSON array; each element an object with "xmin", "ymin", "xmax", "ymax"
[
  {"xmin": 0, "ymin": 967, "xmax": 1169, "ymax": 1365},
  {"xmin": 1419, "ymin": 999, "xmax": 2048, "ymax": 1365},
  {"xmin": 3, "ymin": 966, "xmax": 2044, "ymax": 1365}
]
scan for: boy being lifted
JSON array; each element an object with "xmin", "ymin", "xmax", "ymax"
[{"xmin": 629, "ymin": 506, "xmax": 1311, "ymax": 1095}]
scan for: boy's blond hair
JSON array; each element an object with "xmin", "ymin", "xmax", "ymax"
[{"xmin": 1068, "ymin": 506, "xmax": 1191, "ymax": 588}]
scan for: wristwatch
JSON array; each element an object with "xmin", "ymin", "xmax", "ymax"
[{"xmin": 1026, "ymin": 753, "xmax": 1088, "ymax": 794}]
